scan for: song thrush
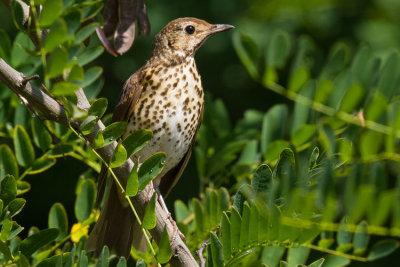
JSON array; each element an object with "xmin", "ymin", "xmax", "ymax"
[{"xmin": 86, "ymin": 17, "xmax": 234, "ymax": 257}]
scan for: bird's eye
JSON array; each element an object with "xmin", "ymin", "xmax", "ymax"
[{"xmin": 185, "ymin": 25, "xmax": 195, "ymax": 34}]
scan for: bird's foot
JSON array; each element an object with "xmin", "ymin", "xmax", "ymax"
[{"xmin": 167, "ymin": 212, "xmax": 186, "ymax": 243}]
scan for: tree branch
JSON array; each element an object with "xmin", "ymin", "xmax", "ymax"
[{"xmin": 0, "ymin": 57, "xmax": 198, "ymax": 267}]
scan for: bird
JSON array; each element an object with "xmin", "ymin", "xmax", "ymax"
[{"xmin": 85, "ymin": 17, "xmax": 234, "ymax": 258}]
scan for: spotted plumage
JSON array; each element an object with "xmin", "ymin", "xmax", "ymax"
[{"xmin": 86, "ymin": 17, "xmax": 234, "ymax": 258}]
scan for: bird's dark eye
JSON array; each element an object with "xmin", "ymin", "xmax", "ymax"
[{"xmin": 185, "ymin": 25, "xmax": 195, "ymax": 34}]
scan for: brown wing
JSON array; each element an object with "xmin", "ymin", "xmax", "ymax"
[
  {"xmin": 158, "ymin": 104, "xmax": 204, "ymax": 198},
  {"xmin": 95, "ymin": 69, "xmax": 145, "ymax": 207}
]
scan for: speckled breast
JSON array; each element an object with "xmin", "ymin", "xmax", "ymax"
[{"xmin": 124, "ymin": 57, "xmax": 204, "ymax": 185}]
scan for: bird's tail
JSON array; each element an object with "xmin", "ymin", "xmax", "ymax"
[{"xmin": 85, "ymin": 181, "xmax": 139, "ymax": 258}]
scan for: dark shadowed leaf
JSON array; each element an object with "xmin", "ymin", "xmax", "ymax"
[
  {"xmin": 267, "ymin": 30, "xmax": 291, "ymax": 68},
  {"xmin": 1, "ymin": 175, "xmax": 17, "ymax": 206},
  {"xmin": 48, "ymin": 203, "xmax": 68, "ymax": 241},
  {"xmin": 6, "ymin": 198, "xmax": 25, "ymax": 217},
  {"xmin": 221, "ymin": 212, "xmax": 231, "ymax": 261},
  {"xmin": 233, "ymin": 32, "xmax": 259, "ymax": 79},
  {"xmin": 20, "ymin": 228, "xmax": 59, "ymax": 257},
  {"xmin": 0, "ymin": 145, "xmax": 18, "ymax": 178},
  {"xmin": 28, "ymin": 157, "xmax": 56, "ymax": 174},
  {"xmin": 116, "ymin": 257, "xmax": 127, "ymax": 267},
  {"xmin": 353, "ymin": 221, "xmax": 369, "ymax": 255},
  {"xmin": 75, "ymin": 179, "xmax": 95, "ymax": 222},
  {"xmin": 368, "ymin": 240, "xmax": 400, "ymax": 261}
]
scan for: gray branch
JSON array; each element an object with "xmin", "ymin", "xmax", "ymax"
[{"xmin": 0, "ymin": 57, "xmax": 198, "ymax": 266}]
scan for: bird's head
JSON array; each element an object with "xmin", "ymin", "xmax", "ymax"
[{"xmin": 153, "ymin": 17, "xmax": 234, "ymax": 59}]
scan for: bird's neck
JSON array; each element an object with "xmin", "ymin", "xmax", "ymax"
[{"xmin": 151, "ymin": 50, "xmax": 194, "ymax": 68}]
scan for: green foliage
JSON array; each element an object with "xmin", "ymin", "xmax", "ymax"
[{"xmin": 1, "ymin": 0, "xmax": 400, "ymax": 266}]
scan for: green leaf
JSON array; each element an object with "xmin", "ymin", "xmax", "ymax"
[
  {"xmin": 210, "ymin": 232, "xmax": 224, "ymax": 267},
  {"xmin": 230, "ymin": 207, "xmax": 241, "ymax": 254},
  {"xmin": 11, "ymin": 0, "xmax": 25, "ymax": 30},
  {"xmin": 368, "ymin": 239, "xmax": 400, "ymax": 261},
  {"xmin": 193, "ymin": 198, "xmax": 204, "ymax": 236},
  {"xmin": 66, "ymin": 63, "xmax": 84, "ymax": 82},
  {"xmin": 32, "ymin": 118, "xmax": 52, "ymax": 151},
  {"xmin": 322, "ymin": 255, "xmax": 350, "ymax": 267},
  {"xmin": 47, "ymin": 48, "xmax": 68, "ymax": 78},
  {"xmin": 89, "ymin": 98, "xmax": 108, "ymax": 118},
  {"xmin": 0, "ymin": 217, "xmax": 12, "ymax": 241},
  {"xmin": 14, "ymin": 125, "xmax": 35, "ymax": 167},
  {"xmin": 122, "ymin": 129, "xmax": 153, "ymax": 157},
  {"xmin": 80, "ymin": 67, "xmax": 103, "ymax": 88},
  {"xmin": 314, "ymin": 80, "xmax": 334, "ymax": 104},
  {"xmin": 142, "ymin": 193, "xmax": 156, "ymax": 229},
  {"xmin": 267, "ymin": 30, "xmax": 291, "ymax": 68},
  {"xmin": 75, "ymin": 22, "xmax": 99, "ymax": 44},
  {"xmin": 75, "ymin": 179, "xmax": 96, "ymax": 222},
  {"xmin": 353, "ymin": 221, "xmax": 369, "ymax": 255},
  {"xmin": 239, "ymin": 203, "xmax": 250, "ymax": 249},
  {"xmin": 17, "ymin": 181, "xmax": 31, "ymax": 195},
  {"xmin": 174, "ymin": 200, "xmax": 190, "ymax": 222},
  {"xmin": 80, "ymin": 115, "xmax": 97, "ymax": 135},
  {"xmin": 97, "ymin": 246, "xmax": 110, "ymax": 267},
  {"xmin": 218, "ymin": 187, "xmax": 230, "ymax": 212},
  {"xmin": 339, "ymin": 83, "xmax": 364, "ymax": 113},
  {"xmin": 376, "ymin": 52, "xmax": 400, "ymax": 100},
  {"xmin": 44, "ymin": 19, "xmax": 67, "ymax": 52},
  {"xmin": 52, "ymin": 81, "xmax": 80, "ymax": 95},
  {"xmin": 308, "ymin": 259, "xmax": 325, "ymax": 267},
  {"xmin": 138, "ymin": 152, "xmax": 166, "ymax": 190},
  {"xmin": 20, "ymin": 228, "xmax": 60, "ymax": 257},
  {"xmin": 1, "ymin": 175, "xmax": 17, "ymax": 205},
  {"xmin": 211, "ymin": 99, "xmax": 232, "ymax": 138},
  {"xmin": 64, "ymin": 10, "xmax": 81, "ymax": 37},
  {"xmin": 116, "ymin": 257, "xmax": 127, "ymax": 267},
  {"xmin": 261, "ymin": 105, "xmax": 288, "ymax": 155},
  {"xmin": 233, "ymin": 32, "xmax": 259, "ymax": 79},
  {"xmin": 39, "ymin": 0, "xmax": 63, "ymax": 27},
  {"xmin": 125, "ymin": 165, "xmax": 139, "ymax": 197},
  {"xmin": 360, "ymin": 131, "xmax": 382, "ymax": 160},
  {"xmin": 92, "ymin": 131, "xmax": 105, "ymax": 149},
  {"xmin": 291, "ymin": 124, "xmax": 317, "ymax": 147},
  {"xmin": 0, "ymin": 145, "xmax": 18, "ymax": 178},
  {"xmin": 157, "ymin": 226, "xmax": 172, "ymax": 264},
  {"xmin": 251, "ymin": 164, "xmax": 272, "ymax": 193},
  {"xmin": 0, "ymin": 29, "xmax": 12, "ymax": 61},
  {"xmin": 288, "ymin": 247, "xmax": 310, "ymax": 266},
  {"xmin": 48, "ymin": 144, "xmax": 74, "ymax": 158},
  {"xmin": 28, "ymin": 157, "xmax": 56, "ymax": 174},
  {"xmin": 103, "ymin": 122, "xmax": 127, "ymax": 146},
  {"xmin": 77, "ymin": 46, "xmax": 104, "ymax": 66},
  {"xmin": 261, "ymin": 246, "xmax": 285, "ymax": 267},
  {"xmin": 48, "ymin": 203, "xmax": 68, "ymax": 241},
  {"xmin": 288, "ymin": 67, "xmax": 310, "ymax": 93},
  {"xmin": 110, "ymin": 143, "xmax": 127, "ymax": 168},
  {"xmin": 221, "ymin": 212, "xmax": 231, "ymax": 261},
  {"xmin": 6, "ymin": 198, "xmax": 25, "ymax": 217},
  {"xmin": 77, "ymin": 250, "xmax": 88, "ymax": 267},
  {"xmin": 337, "ymin": 218, "xmax": 352, "ymax": 252},
  {"xmin": 364, "ymin": 92, "xmax": 387, "ymax": 121},
  {"xmin": 0, "ymin": 241, "xmax": 13, "ymax": 261},
  {"xmin": 292, "ymin": 80, "xmax": 315, "ymax": 132}
]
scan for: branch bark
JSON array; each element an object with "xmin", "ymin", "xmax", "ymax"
[{"xmin": 0, "ymin": 57, "xmax": 199, "ymax": 266}]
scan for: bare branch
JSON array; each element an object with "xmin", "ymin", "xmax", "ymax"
[{"xmin": 0, "ymin": 57, "xmax": 198, "ymax": 266}]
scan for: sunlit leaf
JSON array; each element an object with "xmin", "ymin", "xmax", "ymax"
[
  {"xmin": 48, "ymin": 203, "xmax": 68, "ymax": 241},
  {"xmin": 142, "ymin": 193, "xmax": 156, "ymax": 230},
  {"xmin": 14, "ymin": 125, "xmax": 35, "ymax": 167},
  {"xmin": 138, "ymin": 152, "xmax": 166, "ymax": 190},
  {"xmin": 39, "ymin": 0, "xmax": 63, "ymax": 27},
  {"xmin": 0, "ymin": 145, "xmax": 18, "ymax": 178},
  {"xmin": 122, "ymin": 129, "xmax": 153, "ymax": 158},
  {"xmin": 157, "ymin": 226, "xmax": 172, "ymax": 264}
]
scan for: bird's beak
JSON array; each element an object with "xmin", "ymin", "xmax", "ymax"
[{"xmin": 207, "ymin": 24, "xmax": 235, "ymax": 35}]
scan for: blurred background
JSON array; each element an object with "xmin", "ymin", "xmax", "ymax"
[{"xmin": 1, "ymin": 0, "xmax": 400, "ymax": 265}]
